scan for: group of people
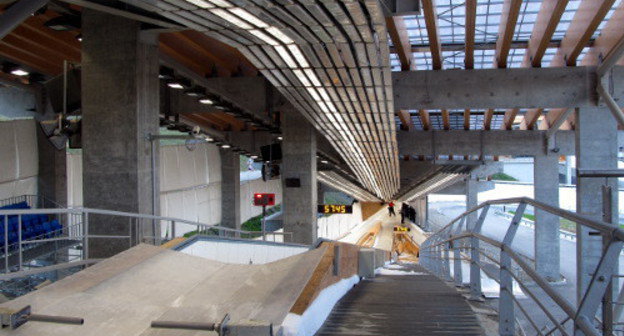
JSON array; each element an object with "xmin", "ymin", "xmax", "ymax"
[{"xmin": 386, "ymin": 201, "xmax": 417, "ymax": 224}]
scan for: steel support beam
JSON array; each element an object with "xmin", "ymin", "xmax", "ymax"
[
  {"xmin": 392, "ymin": 66, "xmax": 624, "ymax": 110},
  {"xmin": 0, "ymin": 0, "xmax": 48, "ymax": 40}
]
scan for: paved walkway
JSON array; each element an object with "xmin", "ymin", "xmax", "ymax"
[{"xmin": 316, "ymin": 263, "xmax": 485, "ymax": 336}]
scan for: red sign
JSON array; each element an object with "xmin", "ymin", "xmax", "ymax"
[{"xmin": 253, "ymin": 193, "xmax": 275, "ymax": 206}]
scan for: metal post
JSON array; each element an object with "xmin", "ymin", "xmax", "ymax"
[
  {"xmin": 262, "ymin": 205, "xmax": 266, "ymax": 241},
  {"xmin": 453, "ymin": 218, "xmax": 466, "ymax": 287},
  {"xmin": 4, "ymin": 215, "xmax": 8, "ymax": 273},
  {"xmin": 171, "ymin": 220, "xmax": 176, "ymax": 239},
  {"xmin": 469, "ymin": 205, "xmax": 490, "ymax": 301},
  {"xmin": 84, "ymin": 213, "xmax": 89, "ymax": 260},
  {"xmin": 499, "ymin": 202, "xmax": 526, "ymax": 336},
  {"xmin": 602, "ymin": 186, "xmax": 613, "ymax": 335},
  {"xmin": 17, "ymin": 214, "xmax": 23, "ymax": 271}
]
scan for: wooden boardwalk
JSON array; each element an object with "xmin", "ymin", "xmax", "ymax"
[{"xmin": 316, "ymin": 264, "xmax": 485, "ymax": 336}]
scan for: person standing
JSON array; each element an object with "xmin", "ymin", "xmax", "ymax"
[
  {"xmin": 388, "ymin": 201, "xmax": 396, "ymax": 217},
  {"xmin": 400, "ymin": 203, "xmax": 409, "ymax": 224}
]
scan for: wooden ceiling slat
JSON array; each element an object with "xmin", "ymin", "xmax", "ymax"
[
  {"xmin": 551, "ymin": 0, "xmax": 616, "ymax": 66},
  {"xmin": 0, "ymin": 41, "xmax": 61, "ymax": 74},
  {"xmin": 495, "ymin": 0, "xmax": 522, "ymax": 68},
  {"xmin": 159, "ymin": 34, "xmax": 213, "ymax": 75},
  {"xmin": 386, "ymin": 16, "xmax": 414, "ymax": 71},
  {"xmin": 2, "ymin": 34, "xmax": 67, "ymax": 67},
  {"xmin": 421, "ymin": 0, "xmax": 442, "ymax": 70},
  {"xmin": 159, "ymin": 42, "xmax": 207, "ymax": 76},
  {"xmin": 9, "ymin": 25, "xmax": 81, "ymax": 63},
  {"xmin": 523, "ymin": 0, "xmax": 568, "ymax": 67},
  {"xmin": 172, "ymin": 31, "xmax": 231, "ymax": 77},
  {"xmin": 181, "ymin": 30, "xmax": 257, "ymax": 76}
]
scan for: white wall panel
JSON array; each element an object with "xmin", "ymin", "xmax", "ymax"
[{"xmin": 0, "ymin": 119, "xmax": 38, "ymax": 200}]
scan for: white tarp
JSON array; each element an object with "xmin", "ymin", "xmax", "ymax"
[{"xmin": 0, "ymin": 119, "xmax": 38, "ymax": 199}]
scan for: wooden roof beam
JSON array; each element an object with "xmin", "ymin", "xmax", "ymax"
[
  {"xmin": 463, "ymin": 109, "xmax": 470, "ymax": 130},
  {"xmin": 441, "ymin": 109, "xmax": 450, "ymax": 130},
  {"xmin": 501, "ymin": 108, "xmax": 518, "ymax": 130},
  {"xmin": 397, "ymin": 110, "xmax": 414, "ymax": 130},
  {"xmin": 386, "ymin": 16, "xmax": 415, "ymax": 71},
  {"xmin": 523, "ymin": 0, "xmax": 569, "ymax": 67},
  {"xmin": 465, "ymin": 0, "xmax": 476, "ymax": 69},
  {"xmin": 551, "ymin": 0, "xmax": 616, "ymax": 66},
  {"xmin": 520, "ymin": 108, "xmax": 543, "ymax": 130},
  {"xmin": 419, "ymin": 109, "xmax": 431, "ymax": 131},
  {"xmin": 581, "ymin": 3, "xmax": 624, "ymax": 66},
  {"xmin": 495, "ymin": 0, "xmax": 523, "ymax": 68},
  {"xmin": 483, "ymin": 109, "xmax": 494, "ymax": 130},
  {"xmin": 421, "ymin": 0, "xmax": 442, "ymax": 70}
]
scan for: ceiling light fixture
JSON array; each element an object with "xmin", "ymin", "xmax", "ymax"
[
  {"xmin": 10, "ymin": 69, "xmax": 29, "ymax": 77},
  {"xmin": 184, "ymin": 86, "xmax": 206, "ymax": 97},
  {"xmin": 44, "ymin": 15, "xmax": 81, "ymax": 31},
  {"xmin": 199, "ymin": 98, "xmax": 214, "ymax": 105},
  {"xmin": 221, "ymin": 144, "xmax": 231, "ymax": 149}
]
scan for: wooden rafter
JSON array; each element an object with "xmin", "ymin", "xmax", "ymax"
[
  {"xmin": 421, "ymin": 0, "xmax": 442, "ymax": 70},
  {"xmin": 581, "ymin": 2, "xmax": 624, "ymax": 66},
  {"xmin": 172, "ymin": 32, "xmax": 232, "ymax": 77},
  {"xmin": 483, "ymin": 109, "xmax": 494, "ymax": 130},
  {"xmin": 542, "ymin": 108, "xmax": 573, "ymax": 130},
  {"xmin": 397, "ymin": 110, "xmax": 413, "ymax": 130},
  {"xmin": 419, "ymin": 109, "xmax": 431, "ymax": 131},
  {"xmin": 551, "ymin": 0, "xmax": 617, "ymax": 66},
  {"xmin": 501, "ymin": 108, "xmax": 518, "ymax": 130},
  {"xmin": 523, "ymin": 0, "xmax": 569, "ymax": 67},
  {"xmin": 495, "ymin": 0, "xmax": 523, "ymax": 68},
  {"xmin": 386, "ymin": 16, "xmax": 414, "ymax": 71},
  {"xmin": 441, "ymin": 109, "xmax": 450, "ymax": 130},
  {"xmin": 464, "ymin": 0, "xmax": 476, "ymax": 69},
  {"xmin": 0, "ymin": 41, "xmax": 61, "ymax": 75},
  {"xmin": 520, "ymin": 108, "xmax": 542, "ymax": 130}
]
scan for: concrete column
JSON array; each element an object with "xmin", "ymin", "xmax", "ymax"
[
  {"xmin": 533, "ymin": 154, "xmax": 560, "ymax": 281},
  {"xmin": 575, "ymin": 107, "xmax": 618, "ymax": 302},
  {"xmin": 466, "ymin": 176, "xmax": 478, "ymax": 230},
  {"xmin": 81, "ymin": 10, "xmax": 160, "ymax": 258},
  {"xmin": 220, "ymin": 149, "xmax": 240, "ymax": 233},
  {"xmin": 282, "ymin": 110, "xmax": 317, "ymax": 245},
  {"xmin": 36, "ymin": 128, "xmax": 67, "ymax": 207}
]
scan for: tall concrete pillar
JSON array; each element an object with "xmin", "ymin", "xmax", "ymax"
[
  {"xmin": 466, "ymin": 176, "xmax": 478, "ymax": 230},
  {"xmin": 565, "ymin": 156, "xmax": 573, "ymax": 185},
  {"xmin": 81, "ymin": 10, "xmax": 160, "ymax": 258},
  {"xmin": 533, "ymin": 154, "xmax": 560, "ymax": 281},
  {"xmin": 575, "ymin": 107, "xmax": 618, "ymax": 301},
  {"xmin": 36, "ymin": 128, "xmax": 67, "ymax": 207},
  {"xmin": 220, "ymin": 149, "xmax": 240, "ymax": 232},
  {"xmin": 282, "ymin": 110, "xmax": 317, "ymax": 245}
]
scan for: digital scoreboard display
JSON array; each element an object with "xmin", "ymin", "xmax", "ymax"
[{"xmin": 317, "ymin": 204, "xmax": 353, "ymax": 214}]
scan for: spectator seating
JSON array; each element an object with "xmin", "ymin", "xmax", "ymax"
[{"xmin": 0, "ymin": 201, "xmax": 62, "ymax": 247}]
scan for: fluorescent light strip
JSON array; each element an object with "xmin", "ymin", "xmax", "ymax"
[
  {"xmin": 210, "ymin": 8, "xmax": 252, "ymax": 29},
  {"xmin": 249, "ymin": 30, "xmax": 279, "ymax": 45},
  {"xmin": 206, "ymin": 0, "xmax": 232, "ymax": 7},
  {"xmin": 228, "ymin": 8, "xmax": 269, "ymax": 28},
  {"xmin": 304, "ymin": 69, "xmax": 321, "ymax": 86},
  {"xmin": 274, "ymin": 46, "xmax": 297, "ymax": 68},
  {"xmin": 287, "ymin": 45, "xmax": 309, "ymax": 67},
  {"xmin": 292, "ymin": 69, "xmax": 311, "ymax": 87},
  {"xmin": 184, "ymin": 0, "xmax": 213, "ymax": 8},
  {"xmin": 266, "ymin": 26, "xmax": 293, "ymax": 44}
]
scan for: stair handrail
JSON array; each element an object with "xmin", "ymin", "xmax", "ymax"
[{"xmin": 419, "ymin": 197, "xmax": 624, "ymax": 336}]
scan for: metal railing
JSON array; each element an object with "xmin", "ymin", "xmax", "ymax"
[
  {"xmin": 419, "ymin": 197, "xmax": 624, "ymax": 336},
  {"xmin": 0, "ymin": 195, "xmax": 64, "ymax": 209},
  {"xmin": 0, "ymin": 207, "xmax": 293, "ymax": 280}
]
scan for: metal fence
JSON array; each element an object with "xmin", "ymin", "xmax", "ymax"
[
  {"xmin": 0, "ymin": 207, "xmax": 293, "ymax": 281},
  {"xmin": 419, "ymin": 197, "xmax": 624, "ymax": 336},
  {"xmin": 0, "ymin": 195, "xmax": 63, "ymax": 209}
]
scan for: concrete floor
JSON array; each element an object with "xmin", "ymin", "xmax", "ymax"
[{"xmin": 0, "ymin": 244, "xmax": 325, "ymax": 335}]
